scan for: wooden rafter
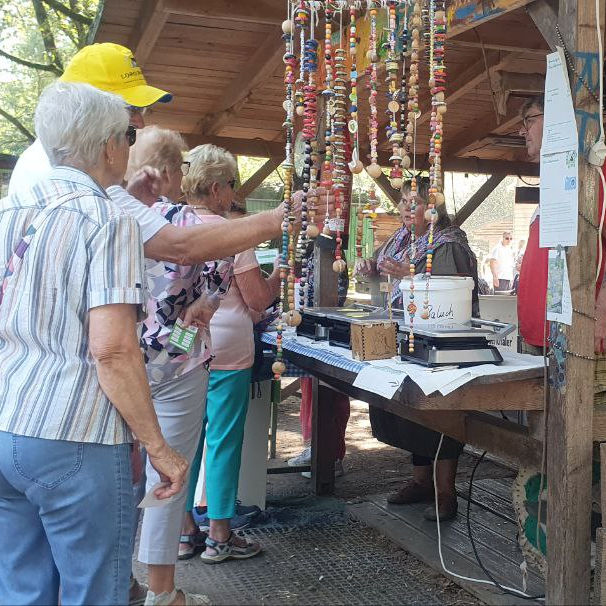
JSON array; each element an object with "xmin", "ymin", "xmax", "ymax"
[
  {"xmin": 183, "ymin": 135, "xmax": 284, "ymax": 158},
  {"xmin": 128, "ymin": 0, "xmax": 169, "ymax": 67},
  {"xmin": 447, "ymin": 0, "xmax": 537, "ymax": 38},
  {"xmin": 196, "ymin": 30, "xmax": 284, "ymax": 136},
  {"xmin": 452, "ymin": 174, "xmax": 508, "ymax": 226},
  {"xmin": 447, "ymin": 111, "xmax": 523, "ymax": 158},
  {"xmin": 415, "ymin": 51, "xmax": 519, "ymax": 128},
  {"xmin": 372, "ymin": 172, "xmax": 401, "ymax": 206},
  {"xmin": 164, "ymin": 0, "xmax": 282, "ymax": 25},
  {"xmin": 448, "ymin": 40, "xmax": 549, "ymax": 56},
  {"xmin": 527, "ymin": 0, "xmax": 559, "ymax": 51},
  {"xmin": 234, "ymin": 157, "xmax": 282, "ymax": 202}
]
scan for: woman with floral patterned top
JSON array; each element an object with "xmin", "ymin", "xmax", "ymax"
[{"xmin": 129, "ymin": 126, "xmax": 233, "ymax": 606}]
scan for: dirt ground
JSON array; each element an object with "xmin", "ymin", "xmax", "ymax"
[{"xmin": 268, "ymin": 393, "xmax": 515, "ymax": 502}]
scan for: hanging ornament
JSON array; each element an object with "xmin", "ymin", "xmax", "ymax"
[
  {"xmin": 348, "ymin": 4, "xmax": 363, "ymax": 175},
  {"xmin": 365, "ymin": 2, "xmax": 382, "ymax": 179},
  {"xmin": 385, "ymin": 1, "xmax": 403, "ymax": 190},
  {"xmin": 422, "ymin": 0, "xmax": 447, "ymax": 320}
]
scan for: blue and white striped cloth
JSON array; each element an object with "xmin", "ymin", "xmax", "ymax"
[{"xmin": 261, "ymin": 331, "xmax": 366, "ymax": 376}]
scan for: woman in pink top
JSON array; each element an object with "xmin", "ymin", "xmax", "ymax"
[{"xmin": 178, "ymin": 144, "xmax": 280, "ymax": 563}]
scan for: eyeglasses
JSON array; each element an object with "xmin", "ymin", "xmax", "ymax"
[
  {"xmin": 228, "ymin": 178, "xmax": 236, "ymax": 190},
  {"xmin": 522, "ymin": 113, "xmax": 543, "ymax": 130},
  {"xmin": 181, "ymin": 161, "xmax": 190, "ymax": 176},
  {"xmin": 125, "ymin": 125, "xmax": 137, "ymax": 147},
  {"xmin": 504, "ymin": 236, "xmax": 512, "ymax": 241}
]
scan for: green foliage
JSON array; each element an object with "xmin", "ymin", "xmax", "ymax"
[{"xmin": 0, "ymin": 0, "xmax": 99, "ymax": 156}]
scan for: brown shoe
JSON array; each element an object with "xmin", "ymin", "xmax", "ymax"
[
  {"xmin": 423, "ymin": 494, "xmax": 458, "ymax": 521},
  {"xmin": 387, "ymin": 481, "xmax": 434, "ymax": 505}
]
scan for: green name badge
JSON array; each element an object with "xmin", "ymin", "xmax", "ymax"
[{"xmin": 168, "ymin": 318, "xmax": 198, "ymax": 353}]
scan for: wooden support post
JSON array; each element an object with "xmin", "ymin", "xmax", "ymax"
[
  {"xmin": 311, "ymin": 379, "xmax": 337, "ymax": 495},
  {"xmin": 234, "ymin": 157, "xmax": 281, "ymax": 203},
  {"xmin": 372, "ymin": 172, "xmax": 401, "ymax": 206},
  {"xmin": 527, "ymin": 0, "xmax": 559, "ymax": 51},
  {"xmin": 452, "ymin": 174, "xmax": 507, "ymax": 226},
  {"xmin": 546, "ymin": 1, "xmax": 603, "ymax": 603}
]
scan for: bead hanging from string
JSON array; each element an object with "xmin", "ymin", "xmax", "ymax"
[
  {"xmin": 348, "ymin": 4, "xmax": 363, "ymax": 176},
  {"xmin": 385, "ymin": 1, "xmax": 403, "ymax": 190},
  {"xmin": 365, "ymin": 2, "xmax": 382, "ymax": 179},
  {"xmin": 422, "ymin": 0, "xmax": 447, "ymax": 320}
]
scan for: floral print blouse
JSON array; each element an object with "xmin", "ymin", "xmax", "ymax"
[{"xmin": 140, "ymin": 200, "xmax": 233, "ymax": 385}]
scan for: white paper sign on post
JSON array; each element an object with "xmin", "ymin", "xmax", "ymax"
[
  {"xmin": 542, "ymin": 48, "xmax": 577, "ymax": 155},
  {"xmin": 539, "ymin": 149, "xmax": 578, "ymax": 248}
]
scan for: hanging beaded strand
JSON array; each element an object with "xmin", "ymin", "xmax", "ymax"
[
  {"xmin": 405, "ymin": 0, "xmax": 422, "ymax": 352},
  {"xmin": 348, "ymin": 4, "xmax": 363, "ymax": 176},
  {"xmin": 332, "ymin": 30, "xmax": 348, "ymax": 273},
  {"xmin": 299, "ymin": 10, "xmax": 319, "ymax": 310},
  {"xmin": 422, "ymin": 0, "xmax": 446, "ymax": 320},
  {"xmin": 385, "ymin": 1, "xmax": 403, "ymax": 190},
  {"xmin": 365, "ymin": 1, "xmax": 382, "ymax": 180},
  {"xmin": 399, "ymin": 3, "xmax": 410, "ymax": 173},
  {"xmin": 321, "ymin": 3, "xmax": 335, "ymax": 237},
  {"xmin": 273, "ymin": 7, "xmax": 296, "ymax": 380}
]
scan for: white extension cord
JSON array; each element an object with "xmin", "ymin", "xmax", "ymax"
[{"xmin": 432, "ymin": 433, "xmax": 544, "ymax": 600}]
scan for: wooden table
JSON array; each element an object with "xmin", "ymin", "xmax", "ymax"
[{"xmin": 282, "ymin": 347, "xmax": 545, "ymax": 496}]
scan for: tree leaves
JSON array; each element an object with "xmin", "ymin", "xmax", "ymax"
[{"xmin": 0, "ymin": 0, "xmax": 99, "ymax": 156}]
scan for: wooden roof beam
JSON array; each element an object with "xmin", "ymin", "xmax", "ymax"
[
  {"xmin": 164, "ymin": 0, "xmax": 282, "ymax": 25},
  {"xmin": 372, "ymin": 172, "xmax": 401, "ymax": 206},
  {"xmin": 447, "ymin": 110, "xmax": 523, "ymax": 157},
  {"xmin": 196, "ymin": 30, "xmax": 284, "ymax": 136},
  {"xmin": 452, "ymin": 174, "xmax": 508, "ymax": 226},
  {"xmin": 128, "ymin": 0, "xmax": 169, "ymax": 67},
  {"xmin": 235, "ymin": 157, "xmax": 282, "ymax": 202},
  {"xmin": 443, "ymin": 157, "xmax": 538, "ymax": 176},
  {"xmin": 527, "ymin": 0, "xmax": 559, "ymax": 51},
  {"xmin": 448, "ymin": 40, "xmax": 549, "ymax": 56},
  {"xmin": 183, "ymin": 135, "xmax": 284, "ymax": 158}
]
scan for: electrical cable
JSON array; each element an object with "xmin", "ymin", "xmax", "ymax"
[
  {"xmin": 432, "ymin": 434, "xmax": 545, "ymax": 600},
  {"xmin": 466, "ymin": 451, "xmax": 546, "ymax": 601}
]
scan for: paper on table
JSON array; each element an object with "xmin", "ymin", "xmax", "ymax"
[
  {"xmin": 353, "ymin": 364, "xmax": 408, "ymax": 398},
  {"xmin": 539, "ymin": 149, "xmax": 578, "ymax": 248},
  {"xmin": 542, "ymin": 48, "xmax": 577, "ymax": 155},
  {"xmin": 138, "ymin": 482, "xmax": 179, "ymax": 508},
  {"xmin": 546, "ymin": 248, "xmax": 572, "ymax": 325}
]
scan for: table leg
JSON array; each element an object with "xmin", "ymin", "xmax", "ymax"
[{"xmin": 311, "ymin": 378, "xmax": 337, "ymax": 495}]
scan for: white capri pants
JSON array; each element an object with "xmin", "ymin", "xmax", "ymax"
[{"xmin": 138, "ymin": 366, "xmax": 209, "ymax": 565}]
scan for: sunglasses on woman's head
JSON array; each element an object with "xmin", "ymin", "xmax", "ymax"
[{"xmin": 125, "ymin": 125, "xmax": 136, "ymax": 147}]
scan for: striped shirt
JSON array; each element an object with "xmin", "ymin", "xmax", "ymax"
[{"xmin": 0, "ymin": 166, "xmax": 146, "ymax": 445}]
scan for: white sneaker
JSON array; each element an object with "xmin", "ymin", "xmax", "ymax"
[
  {"xmin": 301, "ymin": 459, "xmax": 345, "ymax": 479},
  {"xmin": 144, "ymin": 588, "xmax": 211, "ymax": 605},
  {"xmin": 287, "ymin": 445, "xmax": 311, "ymax": 467}
]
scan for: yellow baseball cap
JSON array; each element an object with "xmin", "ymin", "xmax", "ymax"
[{"xmin": 60, "ymin": 42, "xmax": 172, "ymax": 107}]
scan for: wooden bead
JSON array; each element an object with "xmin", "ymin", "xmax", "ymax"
[
  {"xmin": 306, "ymin": 224, "xmax": 320, "ymax": 238},
  {"xmin": 349, "ymin": 159, "xmax": 364, "ymax": 174},
  {"xmin": 286, "ymin": 310, "xmax": 302, "ymax": 327},
  {"xmin": 281, "ymin": 19, "xmax": 294, "ymax": 34},
  {"xmin": 333, "ymin": 259, "xmax": 347, "ymax": 273},
  {"xmin": 365, "ymin": 162, "xmax": 383, "ymax": 178},
  {"xmin": 272, "ymin": 361, "xmax": 286, "ymax": 375}
]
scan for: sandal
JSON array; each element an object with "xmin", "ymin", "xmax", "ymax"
[
  {"xmin": 144, "ymin": 588, "xmax": 210, "ymax": 605},
  {"xmin": 177, "ymin": 531, "xmax": 206, "ymax": 560},
  {"xmin": 200, "ymin": 531, "xmax": 262, "ymax": 564}
]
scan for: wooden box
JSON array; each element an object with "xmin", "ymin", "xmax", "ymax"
[{"xmin": 350, "ymin": 320, "xmax": 398, "ymax": 361}]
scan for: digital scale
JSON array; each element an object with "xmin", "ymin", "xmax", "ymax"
[
  {"xmin": 297, "ymin": 306, "xmax": 514, "ymax": 367},
  {"xmin": 398, "ymin": 319, "xmax": 512, "ymax": 367}
]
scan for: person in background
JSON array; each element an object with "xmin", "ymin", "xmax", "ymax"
[
  {"xmin": 489, "ymin": 231, "xmax": 515, "ymax": 292},
  {"xmin": 8, "ymin": 43, "xmax": 301, "ymax": 274},
  {"xmin": 371, "ymin": 176, "xmax": 479, "ymax": 521},
  {"xmin": 178, "ymin": 144, "xmax": 280, "ymax": 564},
  {"xmin": 517, "ymin": 93, "xmax": 606, "ymax": 353},
  {"xmin": 127, "ymin": 128, "xmax": 225, "ymax": 605},
  {"xmin": 0, "ymin": 81, "xmax": 187, "ymax": 606},
  {"xmin": 288, "ymin": 192, "xmax": 351, "ymax": 478}
]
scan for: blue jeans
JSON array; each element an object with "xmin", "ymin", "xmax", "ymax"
[{"xmin": 0, "ymin": 431, "xmax": 133, "ymax": 605}]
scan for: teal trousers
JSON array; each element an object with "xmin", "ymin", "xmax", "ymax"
[{"xmin": 186, "ymin": 367, "xmax": 252, "ymax": 519}]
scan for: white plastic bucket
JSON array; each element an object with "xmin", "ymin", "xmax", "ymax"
[{"xmin": 399, "ymin": 275, "xmax": 474, "ymax": 325}]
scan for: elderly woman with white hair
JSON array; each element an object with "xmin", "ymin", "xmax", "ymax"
[
  {"xmin": 133, "ymin": 133, "xmax": 234, "ymax": 606},
  {"xmin": 0, "ymin": 82, "xmax": 187, "ymax": 605},
  {"xmin": 177, "ymin": 144, "xmax": 280, "ymax": 564}
]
